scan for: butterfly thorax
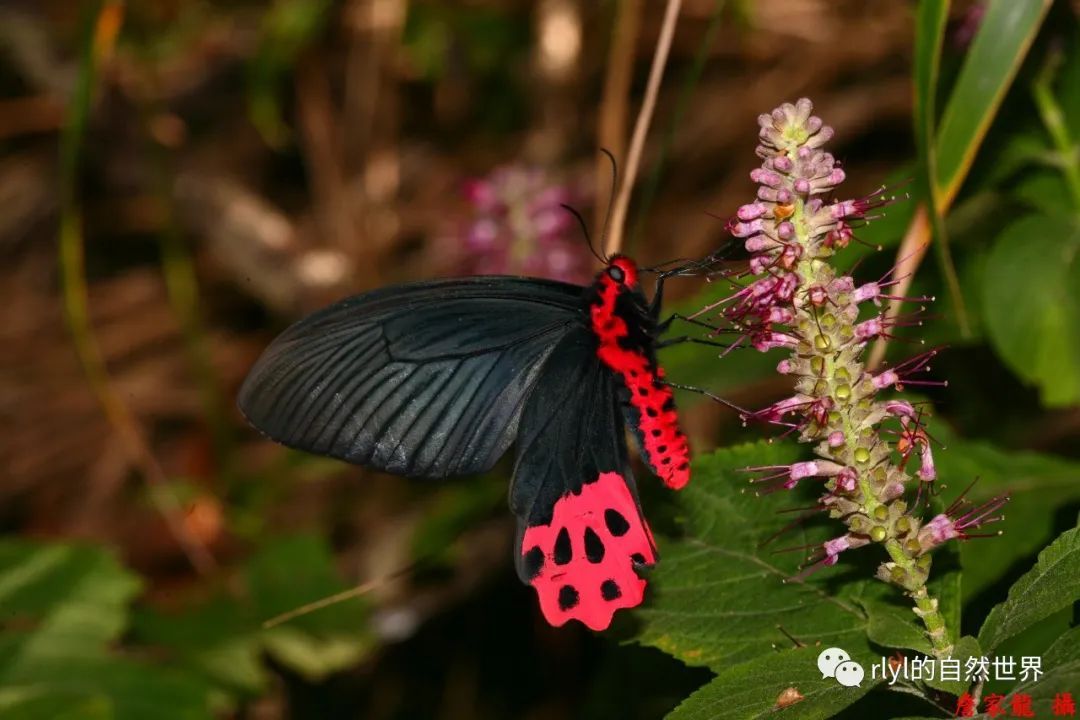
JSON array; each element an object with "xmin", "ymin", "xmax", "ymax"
[{"xmin": 586, "ymin": 256, "xmax": 690, "ymax": 490}]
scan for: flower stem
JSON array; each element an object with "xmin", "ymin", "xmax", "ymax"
[{"xmin": 885, "ymin": 539, "xmax": 953, "ymax": 657}]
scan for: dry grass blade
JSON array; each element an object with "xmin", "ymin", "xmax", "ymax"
[{"xmin": 604, "ymin": 0, "xmax": 683, "ymax": 258}]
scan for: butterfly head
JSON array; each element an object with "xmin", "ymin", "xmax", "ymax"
[{"xmin": 602, "ymin": 255, "xmax": 639, "ymax": 291}]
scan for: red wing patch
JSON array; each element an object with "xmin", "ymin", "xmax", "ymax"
[
  {"xmin": 590, "ymin": 269, "xmax": 691, "ymax": 490},
  {"xmin": 520, "ymin": 471, "xmax": 657, "ymax": 631}
]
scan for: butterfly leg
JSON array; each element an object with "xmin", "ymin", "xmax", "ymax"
[
  {"xmin": 661, "ymin": 380, "xmax": 748, "ymax": 414},
  {"xmin": 655, "ymin": 336, "xmax": 731, "ymax": 350},
  {"xmin": 656, "ymin": 312, "xmax": 725, "ymax": 335}
]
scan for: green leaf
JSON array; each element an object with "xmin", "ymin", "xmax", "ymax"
[
  {"xmin": 860, "ymin": 594, "xmax": 934, "ymax": 657},
  {"xmin": 0, "ymin": 541, "xmax": 216, "ymax": 720},
  {"xmin": 245, "ymin": 535, "xmax": 373, "ymax": 681},
  {"xmin": 1043, "ymin": 625, "xmax": 1080, "ymax": 669},
  {"xmin": 635, "ymin": 444, "xmax": 870, "ymax": 671},
  {"xmin": 971, "ymin": 655, "xmax": 1080, "ymax": 719},
  {"xmin": 982, "ymin": 213, "xmax": 1080, "ymax": 406},
  {"xmin": 934, "ymin": 0, "xmax": 1052, "ymax": 206},
  {"xmin": 1014, "ymin": 170, "xmax": 1076, "ymax": 216},
  {"xmin": 0, "ymin": 541, "xmax": 141, "ymax": 681},
  {"xmin": 0, "ymin": 686, "xmax": 111, "ymax": 720},
  {"xmin": 132, "ymin": 597, "xmax": 266, "ymax": 695},
  {"xmin": 666, "ymin": 643, "xmax": 876, "ymax": 720},
  {"xmin": 978, "ymin": 522, "xmax": 1080, "ymax": 652}
]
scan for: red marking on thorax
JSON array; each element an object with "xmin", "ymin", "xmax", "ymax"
[
  {"xmin": 590, "ymin": 258, "xmax": 690, "ymax": 490},
  {"xmin": 521, "ymin": 471, "xmax": 656, "ymax": 630}
]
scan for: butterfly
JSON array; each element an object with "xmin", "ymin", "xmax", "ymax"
[{"xmin": 238, "ymin": 253, "xmax": 706, "ymax": 631}]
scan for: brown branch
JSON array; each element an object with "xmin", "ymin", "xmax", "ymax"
[
  {"xmin": 596, "ymin": 0, "xmax": 642, "ymax": 234},
  {"xmin": 604, "ymin": 0, "xmax": 683, "ymax": 258}
]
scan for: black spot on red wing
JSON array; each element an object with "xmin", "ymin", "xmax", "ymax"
[
  {"xmin": 558, "ymin": 585, "xmax": 580, "ymax": 610},
  {"xmin": 584, "ymin": 527, "xmax": 605, "ymax": 563},
  {"xmin": 601, "ymin": 579, "xmax": 622, "ymax": 601},
  {"xmin": 678, "ymin": 462, "xmax": 689, "ymax": 471},
  {"xmin": 657, "ymin": 445, "xmax": 667, "ymax": 453},
  {"xmin": 631, "ymin": 553, "xmax": 647, "ymax": 566},
  {"xmin": 554, "ymin": 528, "xmax": 572, "ymax": 565},
  {"xmin": 638, "ymin": 387, "xmax": 649, "ymax": 396},
  {"xmin": 523, "ymin": 546, "xmax": 545, "ymax": 579},
  {"xmin": 604, "ymin": 509, "xmax": 631, "ymax": 537},
  {"xmin": 662, "ymin": 457, "xmax": 671, "ymax": 465},
  {"xmin": 651, "ymin": 429, "xmax": 662, "ymax": 437},
  {"xmin": 646, "ymin": 408, "xmax": 658, "ymax": 418}
]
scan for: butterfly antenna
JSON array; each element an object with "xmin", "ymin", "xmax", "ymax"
[{"xmin": 560, "ymin": 203, "xmax": 606, "ymax": 265}]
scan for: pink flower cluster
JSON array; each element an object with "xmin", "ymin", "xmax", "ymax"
[
  {"xmin": 704, "ymin": 99, "xmax": 1009, "ymax": 656},
  {"xmin": 457, "ymin": 166, "xmax": 592, "ymax": 283}
]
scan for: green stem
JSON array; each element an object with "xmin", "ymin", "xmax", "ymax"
[{"xmin": 885, "ymin": 539, "xmax": 953, "ymax": 658}]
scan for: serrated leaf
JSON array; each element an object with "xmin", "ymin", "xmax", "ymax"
[
  {"xmin": 0, "ymin": 540, "xmax": 216, "ymax": 720},
  {"xmin": 983, "ymin": 213, "xmax": 1080, "ymax": 406},
  {"xmin": 860, "ymin": 595, "xmax": 934, "ymax": 656},
  {"xmin": 978, "ymin": 523, "xmax": 1080, "ymax": 652},
  {"xmin": 635, "ymin": 444, "xmax": 871, "ymax": 671},
  {"xmin": 971, "ymin": 656, "xmax": 1080, "ymax": 719},
  {"xmin": 0, "ymin": 541, "xmax": 141, "ymax": 681},
  {"xmin": 1043, "ymin": 625, "xmax": 1080, "ymax": 669},
  {"xmin": 666, "ymin": 643, "xmax": 876, "ymax": 720}
]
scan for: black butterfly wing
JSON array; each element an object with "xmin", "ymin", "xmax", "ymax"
[
  {"xmin": 510, "ymin": 326, "xmax": 658, "ymax": 631},
  {"xmin": 238, "ymin": 277, "xmax": 582, "ymax": 478}
]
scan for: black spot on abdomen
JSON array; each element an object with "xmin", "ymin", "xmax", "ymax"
[
  {"xmin": 584, "ymin": 527, "xmax": 605, "ymax": 563},
  {"xmin": 554, "ymin": 527, "xmax": 572, "ymax": 565},
  {"xmin": 601, "ymin": 579, "xmax": 622, "ymax": 601},
  {"xmin": 558, "ymin": 585, "xmax": 580, "ymax": 610},
  {"xmin": 604, "ymin": 509, "xmax": 631, "ymax": 537}
]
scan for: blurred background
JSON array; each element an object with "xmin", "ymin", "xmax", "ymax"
[{"xmin": 1, "ymin": 0, "xmax": 1078, "ymax": 718}]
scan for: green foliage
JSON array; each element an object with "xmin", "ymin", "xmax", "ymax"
[
  {"xmin": 0, "ymin": 535, "xmax": 373, "ymax": 720},
  {"xmin": 639, "ymin": 434, "xmax": 1080, "ymax": 717},
  {"xmin": 0, "ymin": 541, "xmax": 214, "ymax": 720},
  {"xmin": 983, "ymin": 213, "xmax": 1080, "ymax": 406},
  {"xmin": 634, "ymin": 445, "xmax": 885, "ymax": 718},
  {"xmin": 665, "ymin": 644, "xmax": 875, "ymax": 720},
  {"xmin": 969, "ymin": 643, "xmax": 1080, "ymax": 719},
  {"xmin": 978, "ymin": 521, "xmax": 1080, "ymax": 652},
  {"xmin": 933, "ymin": 0, "xmax": 1053, "ymax": 206},
  {"xmin": 635, "ymin": 445, "xmax": 867, "ymax": 671}
]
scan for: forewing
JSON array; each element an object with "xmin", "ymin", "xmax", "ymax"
[
  {"xmin": 238, "ymin": 277, "xmax": 581, "ymax": 478},
  {"xmin": 510, "ymin": 327, "xmax": 657, "ymax": 631}
]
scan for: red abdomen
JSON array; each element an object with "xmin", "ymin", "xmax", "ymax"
[{"xmin": 588, "ymin": 262, "xmax": 690, "ymax": 490}]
